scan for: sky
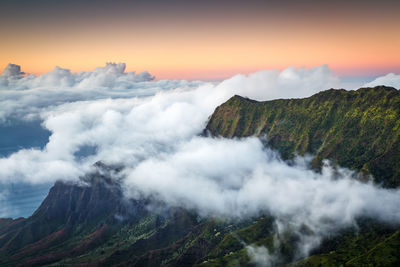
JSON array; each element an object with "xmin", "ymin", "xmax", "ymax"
[{"xmin": 1, "ymin": 0, "xmax": 400, "ymax": 80}]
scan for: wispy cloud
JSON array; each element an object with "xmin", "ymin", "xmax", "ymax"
[{"xmin": 0, "ymin": 189, "xmax": 12, "ymax": 218}]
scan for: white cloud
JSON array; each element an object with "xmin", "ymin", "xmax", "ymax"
[
  {"xmin": 213, "ymin": 65, "xmax": 339, "ymax": 101},
  {"xmin": 363, "ymin": 73, "xmax": 400, "ymax": 89}
]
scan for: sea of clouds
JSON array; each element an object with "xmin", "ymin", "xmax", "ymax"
[
  {"xmin": 0, "ymin": 63, "xmax": 399, "ymax": 262},
  {"xmin": 0, "ymin": 63, "xmax": 342, "ymax": 183}
]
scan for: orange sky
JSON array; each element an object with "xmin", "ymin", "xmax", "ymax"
[{"xmin": 1, "ymin": 0, "xmax": 399, "ymax": 80}]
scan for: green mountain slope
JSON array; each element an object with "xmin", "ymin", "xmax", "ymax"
[
  {"xmin": 206, "ymin": 86, "xmax": 400, "ymax": 187},
  {"xmin": 204, "ymin": 86, "xmax": 400, "ymax": 266}
]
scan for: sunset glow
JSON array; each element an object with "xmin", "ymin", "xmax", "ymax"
[{"xmin": 1, "ymin": 0, "xmax": 399, "ymax": 79}]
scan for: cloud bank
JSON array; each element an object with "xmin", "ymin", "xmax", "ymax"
[
  {"xmin": 0, "ymin": 64, "xmax": 341, "ymax": 183},
  {"xmin": 0, "ymin": 62, "xmax": 154, "ymax": 89},
  {"xmin": 0, "ymin": 63, "xmax": 201, "ymax": 122},
  {"xmin": 123, "ymin": 137, "xmax": 400, "ymax": 222}
]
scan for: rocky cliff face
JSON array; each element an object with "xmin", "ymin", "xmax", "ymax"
[
  {"xmin": 33, "ymin": 176, "xmax": 139, "ymax": 226},
  {"xmin": 0, "ymin": 165, "xmax": 150, "ymax": 266}
]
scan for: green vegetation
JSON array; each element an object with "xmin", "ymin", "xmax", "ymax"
[
  {"xmin": 204, "ymin": 86, "xmax": 400, "ymax": 266},
  {"xmin": 294, "ymin": 223, "xmax": 400, "ymax": 266},
  {"xmin": 206, "ymin": 86, "xmax": 400, "ymax": 187}
]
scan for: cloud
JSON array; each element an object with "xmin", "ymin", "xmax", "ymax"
[
  {"xmin": 214, "ymin": 64, "xmax": 340, "ymax": 101},
  {"xmin": 363, "ymin": 73, "xmax": 400, "ymax": 89}
]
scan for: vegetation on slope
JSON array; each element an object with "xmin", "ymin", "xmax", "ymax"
[
  {"xmin": 206, "ymin": 86, "xmax": 400, "ymax": 187},
  {"xmin": 204, "ymin": 86, "xmax": 400, "ymax": 266}
]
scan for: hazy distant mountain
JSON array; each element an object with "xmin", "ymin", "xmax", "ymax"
[{"xmin": 0, "ymin": 86, "xmax": 399, "ymax": 266}]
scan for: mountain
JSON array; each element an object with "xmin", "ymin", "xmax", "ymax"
[
  {"xmin": 206, "ymin": 86, "xmax": 400, "ymax": 187},
  {"xmin": 0, "ymin": 164, "xmax": 147, "ymax": 265},
  {"xmin": 0, "ymin": 86, "xmax": 399, "ymax": 266},
  {"xmin": 205, "ymin": 86, "xmax": 400, "ymax": 265}
]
